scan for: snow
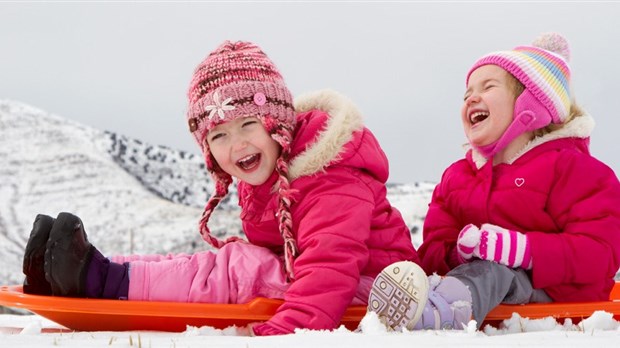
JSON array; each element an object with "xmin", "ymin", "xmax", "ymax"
[{"xmin": 1, "ymin": 311, "xmax": 620, "ymax": 347}]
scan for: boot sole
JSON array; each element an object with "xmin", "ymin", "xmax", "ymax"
[{"xmin": 367, "ymin": 261, "xmax": 429, "ymax": 331}]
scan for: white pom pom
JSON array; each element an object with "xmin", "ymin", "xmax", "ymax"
[{"xmin": 532, "ymin": 32, "xmax": 570, "ymax": 61}]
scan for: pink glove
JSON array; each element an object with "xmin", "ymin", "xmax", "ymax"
[{"xmin": 457, "ymin": 223, "xmax": 532, "ymax": 270}]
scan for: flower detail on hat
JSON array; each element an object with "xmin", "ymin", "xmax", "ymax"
[{"xmin": 205, "ymin": 91, "xmax": 235, "ymax": 120}]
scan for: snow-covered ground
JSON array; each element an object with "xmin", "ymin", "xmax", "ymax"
[{"xmin": 1, "ymin": 311, "xmax": 620, "ymax": 347}]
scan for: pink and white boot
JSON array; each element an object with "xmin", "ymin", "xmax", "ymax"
[{"xmin": 368, "ymin": 261, "xmax": 473, "ymax": 331}]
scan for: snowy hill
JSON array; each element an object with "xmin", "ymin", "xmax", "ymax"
[{"xmin": 0, "ymin": 100, "xmax": 432, "ymax": 286}]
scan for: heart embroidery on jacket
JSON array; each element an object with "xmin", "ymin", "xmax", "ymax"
[{"xmin": 515, "ymin": 178, "xmax": 525, "ymax": 187}]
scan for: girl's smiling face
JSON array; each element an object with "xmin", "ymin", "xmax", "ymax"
[
  {"xmin": 207, "ymin": 116, "xmax": 280, "ymax": 186},
  {"xmin": 461, "ymin": 65, "xmax": 518, "ymax": 147}
]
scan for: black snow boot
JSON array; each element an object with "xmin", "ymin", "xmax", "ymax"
[
  {"xmin": 44, "ymin": 212, "xmax": 95, "ymax": 297},
  {"xmin": 22, "ymin": 214, "xmax": 55, "ymax": 295}
]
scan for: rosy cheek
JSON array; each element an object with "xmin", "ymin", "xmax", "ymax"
[{"xmin": 460, "ymin": 105, "xmax": 469, "ymax": 124}]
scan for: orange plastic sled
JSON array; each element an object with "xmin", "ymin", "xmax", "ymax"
[{"xmin": 1, "ymin": 283, "xmax": 619, "ymax": 332}]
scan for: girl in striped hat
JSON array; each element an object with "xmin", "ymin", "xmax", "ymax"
[
  {"xmin": 23, "ymin": 41, "xmax": 419, "ymax": 336},
  {"xmin": 367, "ymin": 33, "xmax": 620, "ymax": 331}
]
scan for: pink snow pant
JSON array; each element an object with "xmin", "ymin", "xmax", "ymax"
[{"xmin": 111, "ymin": 242, "xmax": 372, "ymax": 305}]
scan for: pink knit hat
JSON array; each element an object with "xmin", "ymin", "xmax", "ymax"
[
  {"xmin": 465, "ymin": 33, "xmax": 573, "ymax": 158},
  {"xmin": 186, "ymin": 41, "xmax": 298, "ymax": 279}
]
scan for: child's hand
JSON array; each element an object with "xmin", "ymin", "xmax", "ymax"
[
  {"xmin": 457, "ymin": 223, "xmax": 533, "ymax": 269},
  {"xmin": 456, "ymin": 224, "xmax": 482, "ymax": 263}
]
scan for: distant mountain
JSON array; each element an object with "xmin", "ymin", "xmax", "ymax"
[{"xmin": 0, "ymin": 100, "xmax": 432, "ymax": 286}]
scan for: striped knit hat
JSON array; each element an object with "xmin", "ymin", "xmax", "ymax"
[
  {"xmin": 466, "ymin": 32, "xmax": 572, "ymax": 158},
  {"xmin": 186, "ymin": 41, "xmax": 298, "ymax": 279}
]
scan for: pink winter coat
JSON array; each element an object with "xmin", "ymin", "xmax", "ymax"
[
  {"xmin": 418, "ymin": 114, "xmax": 620, "ymax": 302},
  {"xmin": 244, "ymin": 90, "xmax": 419, "ymax": 335}
]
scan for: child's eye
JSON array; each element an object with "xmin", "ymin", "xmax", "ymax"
[
  {"xmin": 242, "ymin": 120, "xmax": 258, "ymax": 127},
  {"xmin": 209, "ymin": 133, "xmax": 225, "ymax": 142}
]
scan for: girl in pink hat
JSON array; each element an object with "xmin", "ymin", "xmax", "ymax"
[
  {"xmin": 366, "ymin": 33, "xmax": 620, "ymax": 331},
  {"xmin": 22, "ymin": 41, "xmax": 419, "ymax": 335}
]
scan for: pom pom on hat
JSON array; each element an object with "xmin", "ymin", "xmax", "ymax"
[{"xmin": 532, "ymin": 32, "xmax": 570, "ymax": 61}]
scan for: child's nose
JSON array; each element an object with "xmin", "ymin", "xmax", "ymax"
[
  {"xmin": 232, "ymin": 136, "xmax": 248, "ymax": 151},
  {"xmin": 465, "ymin": 93, "xmax": 480, "ymax": 105}
]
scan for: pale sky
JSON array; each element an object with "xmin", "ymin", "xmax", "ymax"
[{"xmin": 2, "ymin": 2, "xmax": 619, "ymax": 183}]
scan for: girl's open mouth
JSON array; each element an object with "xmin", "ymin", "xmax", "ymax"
[
  {"xmin": 470, "ymin": 111, "xmax": 489, "ymax": 125},
  {"xmin": 237, "ymin": 154, "xmax": 261, "ymax": 171}
]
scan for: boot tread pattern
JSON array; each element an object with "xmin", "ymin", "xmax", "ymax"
[{"xmin": 367, "ymin": 261, "xmax": 428, "ymax": 331}]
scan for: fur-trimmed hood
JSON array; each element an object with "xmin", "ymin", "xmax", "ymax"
[
  {"xmin": 288, "ymin": 89, "xmax": 388, "ymax": 182},
  {"xmin": 470, "ymin": 113, "xmax": 596, "ymax": 169}
]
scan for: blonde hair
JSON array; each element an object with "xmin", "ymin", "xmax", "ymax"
[
  {"xmin": 534, "ymin": 103, "xmax": 585, "ymax": 137},
  {"xmin": 506, "ymin": 72, "xmax": 525, "ymax": 98}
]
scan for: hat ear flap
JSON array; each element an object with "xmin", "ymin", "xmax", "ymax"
[{"xmin": 513, "ymin": 89, "xmax": 554, "ymax": 128}]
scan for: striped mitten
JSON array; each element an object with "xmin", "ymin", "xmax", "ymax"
[{"xmin": 457, "ymin": 223, "xmax": 532, "ymax": 270}]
